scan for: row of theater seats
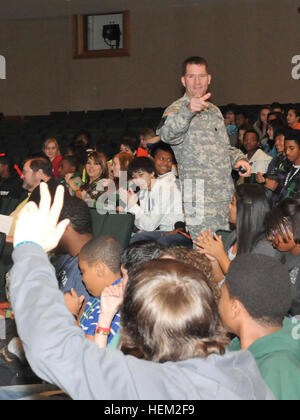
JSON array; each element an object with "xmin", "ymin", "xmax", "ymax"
[
  {"xmin": 0, "ymin": 197, "xmax": 135, "ymax": 256},
  {"xmin": 0, "ymin": 108, "xmax": 164, "ymax": 165},
  {"xmin": 0, "ymin": 103, "xmax": 299, "ymax": 165}
]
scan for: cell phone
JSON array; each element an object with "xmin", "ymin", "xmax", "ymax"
[{"xmin": 233, "ymin": 166, "xmax": 247, "ymax": 174}]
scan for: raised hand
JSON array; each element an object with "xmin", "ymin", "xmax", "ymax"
[
  {"xmin": 100, "ymin": 282, "xmax": 125, "ymax": 320},
  {"xmin": 14, "ymin": 183, "xmax": 70, "ymax": 253},
  {"xmin": 194, "ymin": 229, "xmax": 225, "ymax": 261}
]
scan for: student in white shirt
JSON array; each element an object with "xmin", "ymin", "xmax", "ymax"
[
  {"xmin": 150, "ymin": 141, "xmax": 178, "ymax": 180},
  {"xmin": 119, "ymin": 157, "xmax": 190, "ymax": 247},
  {"xmin": 243, "ymin": 129, "xmax": 272, "ymax": 174}
]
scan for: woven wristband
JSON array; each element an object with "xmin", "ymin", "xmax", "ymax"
[{"xmin": 95, "ymin": 326, "xmax": 111, "ymax": 335}]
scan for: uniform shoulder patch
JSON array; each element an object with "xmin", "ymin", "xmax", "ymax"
[
  {"xmin": 163, "ymin": 108, "xmax": 179, "ymax": 118},
  {"xmin": 163, "ymin": 102, "xmax": 184, "ymax": 118}
]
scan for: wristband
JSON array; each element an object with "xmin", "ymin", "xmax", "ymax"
[
  {"xmin": 14, "ymin": 241, "xmax": 42, "ymax": 250},
  {"xmin": 95, "ymin": 326, "xmax": 111, "ymax": 336}
]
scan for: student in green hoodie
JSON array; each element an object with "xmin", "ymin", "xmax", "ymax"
[{"xmin": 218, "ymin": 253, "xmax": 300, "ymax": 400}]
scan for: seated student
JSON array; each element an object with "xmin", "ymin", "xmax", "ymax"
[
  {"xmin": 235, "ymin": 110, "xmax": 252, "ymax": 132},
  {"xmin": 65, "ymin": 141, "xmax": 88, "ymax": 178},
  {"xmin": 256, "ymin": 128, "xmax": 291, "ymax": 190},
  {"xmin": 0, "ymin": 155, "xmax": 25, "ymax": 200},
  {"xmin": 96, "ymin": 152, "xmax": 134, "ymax": 212},
  {"xmin": 76, "ymin": 235, "xmax": 123, "ymax": 345},
  {"xmin": 96, "ymin": 243, "xmax": 254, "ymax": 352},
  {"xmin": 242, "ymin": 129, "xmax": 272, "ymax": 180},
  {"xmin": 69, "ymin": 151, "xmax": 108, "ymax": 208},
  {"xmin": 111, "ymin": 152, "xmax": 134, "ymax": 186},
  {"xmin": 262, "ymin": 118, "xmax": 287, "ymax": 157},
  {"xmin": 120, "ymin": 240, "xmax": 166, "ymax": 282},
  {"xmin": 119, "ymin": 135, "xmax": 139, "ymax": 157},
  {"xmin": 253, "ymin": 106, "xmax": 271, "ymax": 143},
  {"xmin": 219, "ymin": 253, "xmax": 300, "ymax": 401},
  {"xmin": 96, "ymin": 246, "xmax": 212, "ymax": 352},
  {"xmin": 53, "ymin": 195, "xmax": 93, "ymax": 303},
  {"xmin": 265, "ymin": 198, "xmax": 300, "ymax": 315},
  {"xmin": 95, "ymin": 240, "xmax": 166, "ymax": 350},
  {"xmin": 287, "ymin": 106, "xmax": 300, "ymax": 130},
  {"xmin": 10, "ymin": 188, "xmax": 274, "ymax": 399},
  {"xmin": 224, "ymin": 104, "xmax": 238, "ymax": 141},
  {"xmin": 271, "ymin": 130, "xmax": 300, "ymax": 206},
  {"xmin": 195, "ymin": 184, "xmax": 281, "ymax": 282},
  {"xmin": 137, "ymin": 128, "xmax": 161, "ymax": 157},
  {"xmin": 224, "ymin": 104, "xmax": 236, "ymax": 127},
  {"xmin": 158, "ymin": 246, "xmax": 220, "ymax": 301},
  {"xmin": 119, "ymin": 157, "xmax": 189, "ymax": 247},
  {"xmin": 42, "ymin": 137, "xmax": 62, "ymax": 179},
  {"xmin": 58, "ymin": 155, "xmax": 82, "ymax": 194},
  {"xmin": 236, "ymin": 123, "xmax": 248, "ymax": 153},
  {"xmin": 150, "ymin": 141, "xmax": 178, "ymax": 179}
]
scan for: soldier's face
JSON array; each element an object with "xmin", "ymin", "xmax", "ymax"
[{"xmin": 181, "ymin": 64, "xmax": 211, "ymax": 99}]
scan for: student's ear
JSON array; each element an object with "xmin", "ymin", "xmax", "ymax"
[
  {"xmin": 95, "ymin": 261, "xmax": 106, "ymax": 277},
  {"xmin": 62, "ymin": 221, "xmax": 72, "ymax": 236},
  {"xmin": 121, "ymin": 265, "xmax": 129, "ymax": 284},
  {"xmin": 231, "ymin": 298, "xmax": 243, "ymax": 320}
]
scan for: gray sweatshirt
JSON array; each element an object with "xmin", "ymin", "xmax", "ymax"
[{"xmin": 10, "ymin": 244, "xmax": 274, "ymax": 400}]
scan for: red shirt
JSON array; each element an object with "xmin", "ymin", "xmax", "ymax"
[
  {"xmin": 136, "ymin": 147, "xmax": 149, "ymax": 157},
  {"xmin": 52, "ymin": 155, "xmax": 62, "ymax": 178}
]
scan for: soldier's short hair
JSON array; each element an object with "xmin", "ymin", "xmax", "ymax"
[{"xmin": 182, "ymin": 56, "xmax": 209, "ymax": 76}]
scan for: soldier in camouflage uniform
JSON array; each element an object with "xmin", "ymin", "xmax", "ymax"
[{"xmin": 157, "ymin": 57, "xmax": 251, "ymax": 238}]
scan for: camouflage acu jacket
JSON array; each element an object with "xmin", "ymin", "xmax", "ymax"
[{"xmin": 157, "ymin": 94, "xmax": 246, "ymax": 204}]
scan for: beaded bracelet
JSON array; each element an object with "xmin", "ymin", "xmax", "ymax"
[{"xmin": 14, "ymin": 241, "xmax": 42, "ymax": 250}]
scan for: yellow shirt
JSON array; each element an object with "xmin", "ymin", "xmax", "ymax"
[{"xmin": 9, "ymin": 194, "xmax": 30, "ymax": 236}]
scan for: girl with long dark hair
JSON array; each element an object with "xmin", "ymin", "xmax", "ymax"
[
  {"xmin": 195, "ymin": 184, "xmax": 281, "ymax": 281},
  {"xmin": 265, "ymin": 198, "xmax": 300, "ymax": 315}
]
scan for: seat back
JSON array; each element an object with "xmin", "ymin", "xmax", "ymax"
[{"xmin": 89, "ymin": 209, "xmax": 135, "ymax": 248}]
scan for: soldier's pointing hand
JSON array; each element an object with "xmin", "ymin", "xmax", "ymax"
[{"xmin": 188, "ymin": 93, "xmax": 211, "ymax": 113}]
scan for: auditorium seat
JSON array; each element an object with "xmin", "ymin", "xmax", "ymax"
[{"xmin": 89, "ymin": 208, "xmax": 135, "ymax": 248}]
